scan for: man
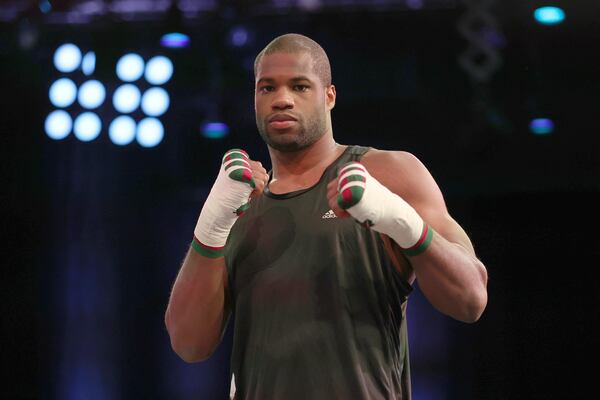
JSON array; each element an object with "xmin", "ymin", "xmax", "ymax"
[{"xmin": 165, "ymin": 33, "xmax": 488, "ymax": 399}]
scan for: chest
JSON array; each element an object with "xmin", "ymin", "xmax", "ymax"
[
  {"xmin": 225, "ymin": 188, "xmax": 379, "ymax": 292},
  {"xmin": 228, "ymin": 190, "xmax": 355, "ymax": 264},
  {"xmin": 267, "ymin": 173, "xmax": 328, "ymax": 195}
]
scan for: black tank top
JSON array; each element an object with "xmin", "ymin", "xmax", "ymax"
[{"xmin": 224, "ymin": 145, "xmax": 413, "ymax": 399}]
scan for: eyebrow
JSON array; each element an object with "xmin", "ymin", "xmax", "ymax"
[{"xmin": 256, "ymin": 76, "xmax": 313, "ymax": 85}]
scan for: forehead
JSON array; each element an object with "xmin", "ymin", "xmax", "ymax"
[{"xmin": 255, "ymin": 52, "xmax": 316, "ymax": 82}]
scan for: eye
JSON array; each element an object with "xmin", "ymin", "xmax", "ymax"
[
  {"xmin": 294, "ymin": 85, "xmax": 309, "ymax": 92},
  {"xmin": 259, "ymin": 86, "xmax": 274, "ymax": 93}
]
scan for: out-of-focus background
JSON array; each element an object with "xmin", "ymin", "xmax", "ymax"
[{"xmin": 2, "ymin": 0, "xmax": 599, "ymax": 399}]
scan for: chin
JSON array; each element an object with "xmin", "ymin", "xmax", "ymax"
[
  {"xmin": 259, "ymin": 124, "xmax": 324, "ymax": 152},
  {"xmin": 262, "ymin": 130, "xmax": 302, "ymax": 152},
  {"xmin": 267, "ymin": 140, "xmax": 305, "ymax": 153}
]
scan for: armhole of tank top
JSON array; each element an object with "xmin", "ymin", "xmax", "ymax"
[
  {"xmin": 352, "ymin": 147, "xmax": 414, "ymax": 296},
  {"xmin": 379, "ymin": 233, "xmax": 414, "ymax": 296},
  {"xmin": 223, "ymin": 240, "xmax": 237, "ymax": 314},
  {"xmin": 342, "ymin": 145, "xmax": 413, "ymax": 294}
]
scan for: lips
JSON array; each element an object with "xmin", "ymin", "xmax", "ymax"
[
  {"xmin": 268, "ymin": 113, "xmax": 298, "ymax": 123},
  {"xmin": 267, "ymin": 113, "xmax": 298, "ymax": 130}
]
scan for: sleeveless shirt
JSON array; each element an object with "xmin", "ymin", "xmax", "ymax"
[{"xmin": 224, "ymin": 145, "xmax": 413, "ymax": 400}]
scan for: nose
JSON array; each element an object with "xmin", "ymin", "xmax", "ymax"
[{"xmin": 271, "ymin": 88, "xmax": 294, "ymax": 110}]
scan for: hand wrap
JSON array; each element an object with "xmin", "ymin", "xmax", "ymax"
[
  {"xmin": 336, "ymin": 161, "xmax": 433, "ymax": 256},
  {"xmin": 192, "ymin": 149, "xmax": 255, "ymax": 258}
]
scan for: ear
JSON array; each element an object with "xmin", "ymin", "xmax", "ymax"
[{"xmin": 326, "ymin": 84, "xmax": 336, "ymax": 110}]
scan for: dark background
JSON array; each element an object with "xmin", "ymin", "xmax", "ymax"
[{"xmin": 2, "ymin": 0, "xmax": 599, "ymax": 399}]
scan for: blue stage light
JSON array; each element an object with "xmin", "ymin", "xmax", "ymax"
[
  {"xmin": 160, "ymin": 33, "xmax": 190, "ymax": 48},
  {"xmin": 113, "ymin": 84, "xmax": 141, "ymax": 113},
  {"xmin": 116, "ymin": 53, "xmax": 145, "ymax": 82},
  {"xmin": 77, "ymin": 80, "xmax": 106, "ymax": 109},
  {"xmin": 406, "ymin": 0, "xmax": 424, "ymax": 10},
  {"xmin": 109, "ymin": 116, "xmax": 136, "ymax": 146},
  {"xmin": 141, "ymin": 87, "xmax": 170, "ymax": 117},
  {"xmin": 73, "ymin": 112, "xmax": 102, "ymax": 142},
  {"xmin": 82, "ymin": 51, "xmax": 96, "ymax": 76},
  {"xmin": 529, "ymin": 118, "xmax": 554, "ymax": 135},
  {"xmin": 202, "ymin": 122, "xmax": 229, "ymax": 139},
  {"xmin": 39, "ymin": 0, "xmax": 52, "ymax": 14},
  {"xmin": 534, "ymin": 6, "xmax": 565, "ymax": 25},
  {"xmin": 230, "ymin": 27, "xmax": 249, "ymax": 47},
  {"xmin": 49, "ymin": 78, "xmax": 77, "ymax": 108},
  {"xmin": 45, "ymin": 110, "xmax": 72, "ymax": 140},
  {"xmin": 54, "ymin": 43, "xmax": 82, "ymax": 73},
  {"xmin": 136, "ymin": 118, "xmax": 164, "ymax": 147},
  {"xmin": 145, "ymin": 56, "xmax": 173, "ymax": 85}
]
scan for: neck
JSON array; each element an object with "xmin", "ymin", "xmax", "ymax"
[{"xmin": 269, "ymin": 134, "xmax": 344, "ymax": 181}]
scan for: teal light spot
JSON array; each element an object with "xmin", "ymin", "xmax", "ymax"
[
  {"xmin": 529, "ymin": 118, "xmax": 554, "ymax": 135},
  {"xmin": 534, "ymin": 7, "xmax": 565, "ymax": 25},
  {"xmin": 202, "ymin": 122, "xmax": 229, "ymax": 139}
]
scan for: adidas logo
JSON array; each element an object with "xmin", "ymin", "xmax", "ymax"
[{"xmin": 322, "ymin": 209, "xmax": 337, "ymax": 219}]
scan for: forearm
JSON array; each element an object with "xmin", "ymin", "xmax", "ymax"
[
  {"xmin": 165, "ymin": 149, "xmax": 266, "ymax": 362},
  {"xmin": 165, "ymin": 246, "xmax": 227, "ymax": 362},
  {"xmin": 409, "ymin": 231, "xmax": 488, "ymax": 323}
]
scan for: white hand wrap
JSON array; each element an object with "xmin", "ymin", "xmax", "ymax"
[
  {"xmin": 337, "ymin": 162, "xmax": 425, "ymax": 249},
  {"xmin": 193, "ymin": 149, "xmax": 255, "ymax": 256}
]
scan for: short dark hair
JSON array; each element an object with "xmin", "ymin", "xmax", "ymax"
[{"xmin": 254, "ymin": 33, "xmax": 332, "ymax": 86}]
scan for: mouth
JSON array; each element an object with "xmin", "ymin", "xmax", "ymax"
[{"xmin": 268, "ymin": 113, "xmax": 298, "ymax": 129}]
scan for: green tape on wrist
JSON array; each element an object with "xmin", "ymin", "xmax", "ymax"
[
  {"xmin": 403, "ymin": 224, "xmax": 434, "ymax": 257},
  {"xmin": 235, "ymin": 202, "xmax": 251, "ymax": 216},
  {"xmin": 191, "ymin": 238, "xmax": 225, "ymax": 258}
]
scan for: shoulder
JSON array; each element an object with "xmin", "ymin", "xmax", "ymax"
[
  {"xmin": 361, "ymin": 148, "xmax": 422, "ymax": 173},
  {"xmin": 360, "ymin": 148, "xmax": 431, "ymax": 191}
]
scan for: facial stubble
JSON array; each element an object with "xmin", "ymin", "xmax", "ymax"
[{"xmin": 256, "ymin": 108, "xmax": 327, "ymax": 153}]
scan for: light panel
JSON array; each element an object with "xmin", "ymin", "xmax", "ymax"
[{"xmin": 47, "ymin": 44, "xmax": 175, "ymax": 147}]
